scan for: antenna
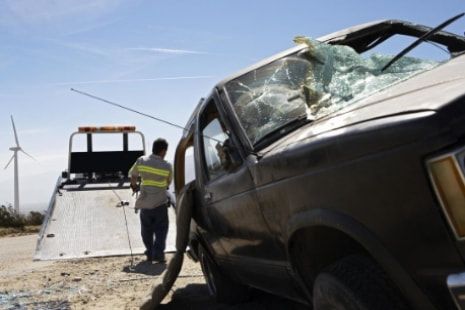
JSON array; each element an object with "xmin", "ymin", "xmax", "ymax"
[
  {"xmin": 4, "ymin": 115, "xmax": 37, "ymax": 214},
  {"xmin": 70, "ymin": 88, "xmax": 222, "ymax": 143},
  {"xmin": 70, "ymin": 88, "xmax": 187, "ymax": 132}
]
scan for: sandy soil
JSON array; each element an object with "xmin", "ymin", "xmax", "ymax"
[{"xmin": 0, "ymin": 234, "xmax": 307, "ymax": 310}]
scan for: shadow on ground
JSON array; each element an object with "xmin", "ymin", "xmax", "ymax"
[
  {"xmin": 158, "ymin": 284, "xmax": 309, "ymax": 310},
  {"xmin": 122, "ymin": 260, "xmax": 166, "ymax": 276}
]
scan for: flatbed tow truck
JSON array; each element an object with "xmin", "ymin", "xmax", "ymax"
[{"xmin": 34, "ymin": 126, "xmax": 176, "ymax": 261}]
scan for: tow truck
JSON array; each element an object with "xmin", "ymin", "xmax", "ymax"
[{"xmin": 34, "ymin": 125, "xmax": 176, "ymax": 260}]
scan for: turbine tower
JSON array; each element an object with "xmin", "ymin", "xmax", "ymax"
[{"xmin": 4, "ymin": 115, "xmax": 35, "ymax": 214}]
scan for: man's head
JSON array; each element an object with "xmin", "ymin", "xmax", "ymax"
[{"xmin": 152, "ymin": 138, "xmax": 168, "ymax": 158}]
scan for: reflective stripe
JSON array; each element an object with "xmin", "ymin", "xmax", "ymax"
[
  {"xmin": 138, "ymin": 165, "xmax": 170, "ymax": 177},
  {"xmin": 142, "ymin": 180, "xmax": 168, "ymax": 188}
]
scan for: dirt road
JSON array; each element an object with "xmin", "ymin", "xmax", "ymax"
[
  {"xmin": 0, "ymin": 234, "xmax": 307, "ymax": 309},
  {"xmin": 0, "ymin": 235, "xmax": 52, "ymax": 279}
]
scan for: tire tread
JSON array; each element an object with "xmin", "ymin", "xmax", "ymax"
[{"xmin": 314, "ymin": 255, "xmax": 408, "ymax": 310}]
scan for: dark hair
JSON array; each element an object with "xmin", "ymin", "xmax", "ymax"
[{"xmin": 152, "ymin": 138, "xmax": 168, "ymax": 155}]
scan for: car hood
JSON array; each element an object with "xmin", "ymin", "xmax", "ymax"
[{"xmin": 263, "ymin": 54, "xmax": 465, "ymax": 152}]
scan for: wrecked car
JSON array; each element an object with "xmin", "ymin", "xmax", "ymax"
[{"xmin": 173, "ymin": 16, "xmax": 465, "ymax": 310}]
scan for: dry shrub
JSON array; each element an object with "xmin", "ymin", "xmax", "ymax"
[{"xmin": 0, "ymin": 204, "xmax": 45, "ymax": 228}]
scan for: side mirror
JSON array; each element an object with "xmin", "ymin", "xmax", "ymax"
[{"xmin": 61, "ymin": 171, "xmax": 68, "ymax": 179}]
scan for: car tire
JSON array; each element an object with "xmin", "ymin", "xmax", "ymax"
[
  {"xmin": 313, "ymin": 255, "xmax": 408, "ymax": 310},
  {"xmin": 198, "ymin": 245, "xmax": 249, "ymax": 304}
]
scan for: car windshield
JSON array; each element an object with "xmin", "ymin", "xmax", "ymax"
[{"xmin": 224, "ymin": 38, "xmax": 441, "ymax": 146}]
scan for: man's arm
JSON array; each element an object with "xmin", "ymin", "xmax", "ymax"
[
  {"xmin": 128, "ymin": 161, "xmax": 140, "ymax": 192},
  {"xmin": 130, "ymin": 175, "xmax": 138, "ymax": 190},
  {"xmin": 167, "ymin": 164, "xmax": 173, "ymax": 187}
]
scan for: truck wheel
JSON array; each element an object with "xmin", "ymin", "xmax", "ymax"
[
  {"xmin": 313, "ymin": 255, "xmax": 408, "ymax": 310},
  {"xmin": 198, "ymin": 245, "xmax": 249, "ymax": 304}
]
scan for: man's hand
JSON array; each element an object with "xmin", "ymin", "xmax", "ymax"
[{"xmin": 130, "ymin": 183, "xmax": 140, "ymax": 194}]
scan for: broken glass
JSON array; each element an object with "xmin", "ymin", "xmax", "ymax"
[{"xmin": 224, "ymin": 37, "xmax": 441, "ymax": 146}]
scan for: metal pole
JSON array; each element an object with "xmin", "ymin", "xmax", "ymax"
[
  {"xmin": 14, "ymin": 151, "xmax": 19, "ymax": 214},
  {"xmin": 14, "ymin": 150, "xmax": 19, "ymax": 214}
]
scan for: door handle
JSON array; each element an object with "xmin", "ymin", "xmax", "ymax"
[{"xmin": 204, "ymin": 192, "xmax": 212, "ymax": 202}]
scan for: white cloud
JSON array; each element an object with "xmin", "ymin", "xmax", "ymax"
[
  {"xmin": 127, "ymin": 47, "xmax": 208, "ymax": 55},
  {"xmin": 53, "ymin": 41, "xmax": 112, "ymax": 58},
  {"xmin": 49, "ymin": 41, "xmax": 205, "ymax": 65},
  {"xmin": 61, "ymin": 18, "xmax": 121, "ymax": 37},
  {"xmin": 1, "ymin": 0, "xmax": 124, "ymax": 24},
  {"xmin": 50, "ymin": 75, "xmax": 215, "ymax": 86}
]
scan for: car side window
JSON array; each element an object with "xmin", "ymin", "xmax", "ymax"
[{"xmin": 200, "ymin": 100, "xmax": 239, "ymax": 181}]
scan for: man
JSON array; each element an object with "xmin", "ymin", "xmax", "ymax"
[{"xmin": 129, "ymin": 138, "xmax": 172, "ymax": 263}]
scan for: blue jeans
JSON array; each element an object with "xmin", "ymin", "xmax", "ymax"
[{"xmin": 140, "ymin": 205, "xmax": 169, "ymax": 260}]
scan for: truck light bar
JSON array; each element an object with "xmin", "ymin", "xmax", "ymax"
[{"xmin": 78, "ymin": 126, "xmax": 136, "ymax": 133}]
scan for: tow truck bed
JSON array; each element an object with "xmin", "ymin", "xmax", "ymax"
[{"xmin": 34, "ymin": 182, "xmax": 176, "ymax": 261}]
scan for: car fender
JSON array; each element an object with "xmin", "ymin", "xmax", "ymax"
[{"xmin": 286, "ymin": 208, "xmax": 435, "ymax": 310}]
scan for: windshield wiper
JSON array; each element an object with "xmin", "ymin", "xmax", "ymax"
[
  {"xmin": 381, "ymin": 12, "xmax": 465, "ymax": 72},
  {"xmin": 254, "ymin": 115, "xmax": 312, "ymax": 148}
]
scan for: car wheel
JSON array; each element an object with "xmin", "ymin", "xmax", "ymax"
[
  {"xmin": 198, "ymin": 245, "xmax": 249, "ymax": 304},
  {"xmin": 313, "ymin": 255, "xmax": 408, "ymax": 310}
]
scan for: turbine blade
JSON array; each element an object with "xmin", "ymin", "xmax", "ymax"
[
  {"xmin": 4, "ymin": 155, "xmax": 14, "ymax": 170},
  {"xmin": 10, "ymin": 115, "xmax": 20, "ymax": 147},
  {"xmin": 20, "ymin": 149, "xmax": 36, "ymax": 161}
]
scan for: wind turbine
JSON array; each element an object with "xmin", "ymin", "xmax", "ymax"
[{"xmin": 4, "ymin": 115, "xmax": 35, "ymax": 214}]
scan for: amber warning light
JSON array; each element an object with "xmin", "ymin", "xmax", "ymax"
[{"xmin": 78, "ymin": 126, "xmax": 136, "ymax": 133}]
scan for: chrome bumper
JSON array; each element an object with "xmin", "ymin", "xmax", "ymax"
[{"xmin": 448, "ymin": 272, "xmax": 465, "ymax": 309}]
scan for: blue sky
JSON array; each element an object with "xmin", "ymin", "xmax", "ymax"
[{"xmin": 0, "ymin": 0, "xmax": 464, "ymax": 209}]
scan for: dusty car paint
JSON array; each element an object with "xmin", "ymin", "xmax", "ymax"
[{"xmin": 172, "ymin": 19, "xmax": 465, "ymax": 309}]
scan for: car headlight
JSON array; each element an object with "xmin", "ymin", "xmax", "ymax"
[{"xmin": 427, "ymin": 148, "xmax": 465, "ymax": 239}]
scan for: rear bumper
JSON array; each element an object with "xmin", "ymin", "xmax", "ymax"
[{"xmin": 448, "ymin": 272, "xmax": 465, "ymax": 309}]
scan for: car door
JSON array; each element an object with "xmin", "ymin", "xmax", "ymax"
[{"xmin": 195, "ymin": 93, "xmax": 292, "ymax": 291}]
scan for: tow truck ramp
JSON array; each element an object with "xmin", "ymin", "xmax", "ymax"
[{"xmin": 34, "ymin": 182, "xmax": 176, "ymax": 261}]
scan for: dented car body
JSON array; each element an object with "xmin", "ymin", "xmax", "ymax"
[{"xmin": 174, "ymin": 19, "xmax": 465, "ymax": 309}]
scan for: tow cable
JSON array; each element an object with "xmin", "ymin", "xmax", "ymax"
[{"xmin": 108, "ymin": 183, "xmax": 136, "ymax": 271}]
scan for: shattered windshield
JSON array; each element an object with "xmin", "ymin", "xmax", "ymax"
[{"xmin": 224, "ymin": 38, "xmax": 441, "ymax": 146}]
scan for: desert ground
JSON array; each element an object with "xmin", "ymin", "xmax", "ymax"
[{"xmin": 0, "ymin": 234, "xmax": 307, "ymax": 310}]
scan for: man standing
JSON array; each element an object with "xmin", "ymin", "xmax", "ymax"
[{"xmin": 129, "ymin": 138, "xmax": 172, "ymax": 263}]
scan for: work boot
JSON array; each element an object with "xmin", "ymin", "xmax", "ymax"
[
  {"xmin": 152, "ymin": 254, "xmax": 166, "ymax": 264},
  {"xmin": 144, "ymin": 250, "xmax": 152, "ymax": 262}
]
